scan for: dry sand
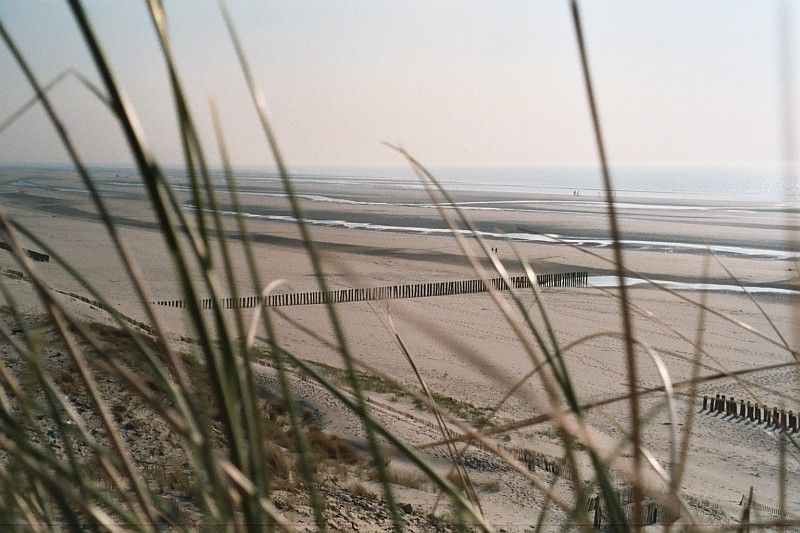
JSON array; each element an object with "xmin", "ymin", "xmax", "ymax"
[{"xmin": 0, "ymin": 167, "xmax": 798, "ymax": 528}]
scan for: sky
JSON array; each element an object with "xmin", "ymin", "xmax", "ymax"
[{"xmin": 0, "ymin": 1, "xmax": 793, "ymax": 169}]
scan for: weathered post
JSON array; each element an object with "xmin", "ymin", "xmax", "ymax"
[
  {"xmin": 719, "ymin": 395, "xmax": 726, "ymax": 414},
  {"xmin": 773, "ymin": 407, "xmax": 780, "ymax": 429},
  {"xmin": 747, "ymin": 401, "xmax": 754, "ymax": 421},
  {"xmin": 781, "ymin": 409, "xmax": 787, "ymax": 430},
  {"xmin": 739, "ymin": 399, "xmax": 746, "ymax": 418},
  {"xmin": 702, "ymin": 396, "xmax": 708, "ymax": 411}
]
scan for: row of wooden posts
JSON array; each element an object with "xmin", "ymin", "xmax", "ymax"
[
  {"xmin": 513, "ymin": 447, "xmax": 563, "ymax": 476},
  {"xmin": 587, "ymin": 491, "xmax": 664, "ymax": 527},
  {"xmin": 154, "ymin": 271, "xmax": 589, "ymax": 310},
  {"xmin": 738, "ymin": 492, "xmax": 799, "ymax": 521},
  {"xmin": 55, "ymin": 289, "xmax": 156, "ymax": 335},
  {"xmin": 0, "ymin": 241, "xmax": 49, "ymax": 262},
  {"xmin": 739, "ymin": 493, "xmax": 781, "ymax": 518},
  {"xmin": 703, "ymin": 394, "xmax": 798, "ymax": 432}
]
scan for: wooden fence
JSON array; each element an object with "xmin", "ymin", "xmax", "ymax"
[
  {"xmin": 702, "ymin": 394, "xmax": 798, "ymax": 433},
  {"xmin": 154, "ymin": 271, "xmax": 589, "ymax": 310},
  {"xmin": 586, "ymin": 489, "xmax": 664, "ymax": 528},
  {"xmin": 470, "ymin": 439, "xmax": 565, "ymax": 476},
  {"xmin": 0, "ymin": 242, "xmax": 49, "ymax": 262}
]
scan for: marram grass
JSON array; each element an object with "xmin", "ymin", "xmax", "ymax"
[{"xmin": 0, "ymin": 1, "xmax": 796, "ymax": 531}]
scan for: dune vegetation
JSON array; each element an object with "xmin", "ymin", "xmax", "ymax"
[{"xmin": 0, "ymin": 0, "xmax": 797, "ymax": 531}]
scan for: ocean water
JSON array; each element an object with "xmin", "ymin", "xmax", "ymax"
[
  {"xmin": 6, "ymin": 163, "xmax": 795, "ymax": 204},
  {"xmin": 248, "ymin": 164, "xmax": 798, "ymax": 204},
  {"xmin": 588, "ymin": 276, "xmax": 799, "ymax": 296}
]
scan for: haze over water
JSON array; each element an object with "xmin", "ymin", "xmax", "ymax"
[{"xmin": 218, "ymin": 164, "xmax": 793, "ymax": 203}]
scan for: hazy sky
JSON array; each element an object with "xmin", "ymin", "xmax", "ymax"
[{"xmin": 0, "ymin": 1, "xmax": 792, "ymax": 168}]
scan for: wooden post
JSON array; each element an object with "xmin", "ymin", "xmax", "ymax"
[
  {"xmin": 747, "ymin": 401, "xmax": 753, "ymax": 420},
  {"xmin": 702, "ymin": 396, "xmax": 708, "ymax": 411},
  {"xmin": 739, "ymin": 399, "xmax": 746, "ymax": 418}
]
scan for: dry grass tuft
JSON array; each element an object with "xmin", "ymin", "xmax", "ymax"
[{"xmin": 306, "ymin": 427, "xmax": 362, "ymax": 465}]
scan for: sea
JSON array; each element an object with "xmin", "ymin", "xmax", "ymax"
[{"xmin": 231, "ymin": 163, "xmax": 799, "ymax": 204}]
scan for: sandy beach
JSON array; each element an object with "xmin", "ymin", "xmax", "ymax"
[{"xmin": 0, "ymin": 166, "xmax": 798, "ymax": 528}]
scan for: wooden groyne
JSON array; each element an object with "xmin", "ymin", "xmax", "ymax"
[
  {"xmin": 53, "ymin": 289, "xmax": 156, "ymax": 335},
  {"xmin": 0, "ymin": 242, "xmax": 49, "ymax": 262},
  {"xmin": 153, "ymin": 271, "xmax": 589, "ymax": 310},
  {"xmin": 702, "ymin": 394, "xmax": 798, "ymax": 433}
]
